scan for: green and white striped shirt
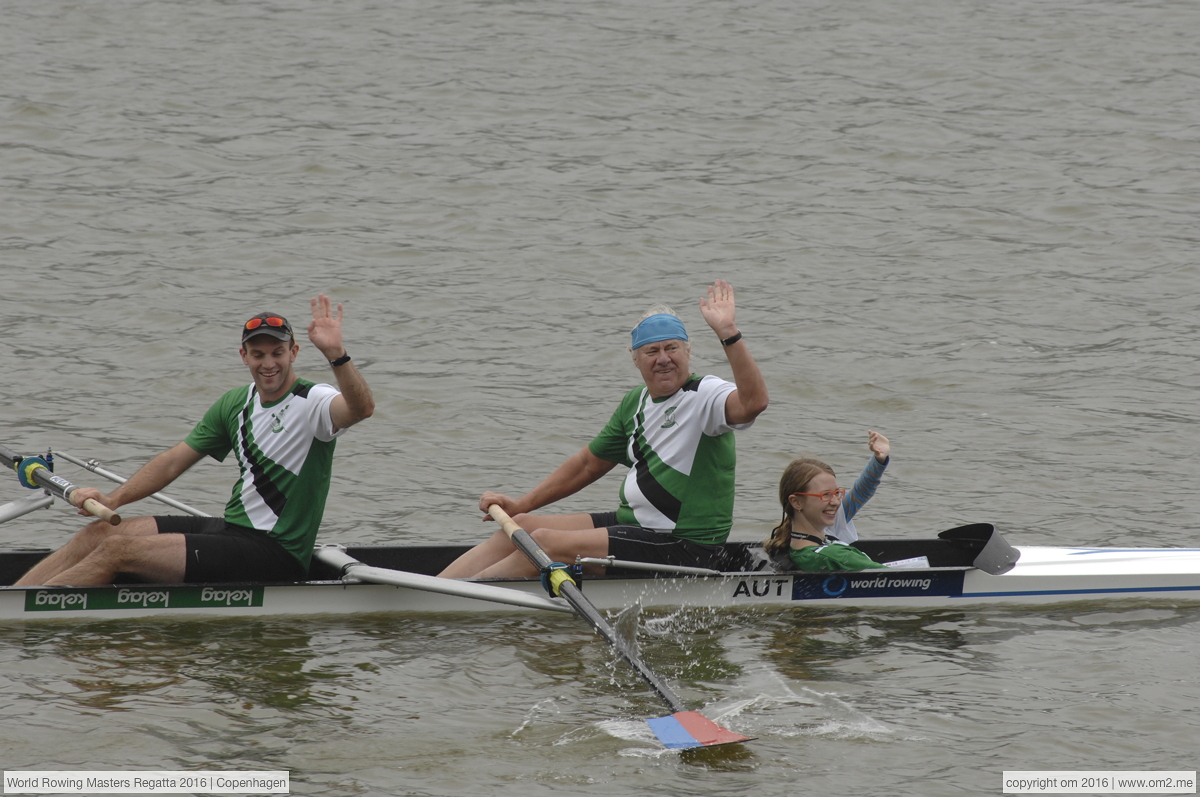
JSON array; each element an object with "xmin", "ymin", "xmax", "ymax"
[
  {"xmin": 184, "ymin": 379, "xmax": 344, "ymax": 568},
  {"xmin": 588, "ymin": 374, "xmax": 751, "ymax": 545}
]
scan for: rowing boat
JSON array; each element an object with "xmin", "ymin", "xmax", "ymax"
[
  {"xmin": 8, "ymin": 452, "xmax": 1194, "ymax": 752},
  {"xmin": 4, "ymin": 524, "xmax": 1200, "ymax": 622}
]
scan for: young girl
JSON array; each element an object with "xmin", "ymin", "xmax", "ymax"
[{"xmin": 763, "ymin": 431, "xmax": 891, "ymax": 572}]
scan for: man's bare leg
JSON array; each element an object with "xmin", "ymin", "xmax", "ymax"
[
  {"xmin": 473, "ymin": 526, "xmax": 611, "ymax": 579},
  {"xmin": 41, "ymin": 533, "xmax": 187, "ymax": 586},
  {"xmin": 437, "ymin": 513, "xmax": 594, "ymax": 578},
  {"xmin": 16, "ymin": 517, "xmax": 159, "ymax": 586}
]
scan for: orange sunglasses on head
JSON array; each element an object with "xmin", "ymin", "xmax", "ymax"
[{"xmin": 245, "ymin": 316, "xmax": 289, "ymax": 331}]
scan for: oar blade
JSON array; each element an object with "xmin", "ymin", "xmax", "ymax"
[{"xmin": 646, "ymin": 711, "xmax": 755, "ymax": 750}]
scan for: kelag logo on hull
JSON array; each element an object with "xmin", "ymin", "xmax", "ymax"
[
  {"xmin": 791, "ymin": 571, "xmax": 965, "ymax": 600},
  {"xmin": 25, "ymin": 586, "xmax": 265, "ymax": 612}
]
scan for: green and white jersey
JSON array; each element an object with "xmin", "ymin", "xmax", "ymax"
[
  {"xmin": 787, "ymin": 541, "xmax": 887, "ymax": 572},
  {"xmin": 184, "ymin": 379, "xmax": 345, "ymax": 568},
  {"xmin": 588, "ymin": 375, "xmax": 752, "ymax": 545}
]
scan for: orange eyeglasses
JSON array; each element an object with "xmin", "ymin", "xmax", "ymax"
[{"xmin": 793, "ymin": 488, "xmax": 847, "ymax": 503}]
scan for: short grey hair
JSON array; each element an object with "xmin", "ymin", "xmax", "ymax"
[{"xmin": 632, "ymin": 304, "xmax": 682, "ymax": 331}]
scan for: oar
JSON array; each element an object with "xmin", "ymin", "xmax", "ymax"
[
  {"xmin": 576, "ymin": 556, "xmax": 721, "ymax": 576},
  {"xmin": 0, "ymin": 444, "xmax": 121, "ymax": 525},
  {"xmin": 487, "ymin": 504, "xmax": 753, "ymax": 750},
  {"xmin": 314, "ymin": 545, "xmax": 575, "ymax": 614},
  {"xmin": 52, "ymin": 449, "xmax": 210, "ymax": 518}
]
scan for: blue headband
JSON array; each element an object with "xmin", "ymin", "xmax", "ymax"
[{"xmin": 631, "ymin": 314, "xmax": 689, "ymax": 350}]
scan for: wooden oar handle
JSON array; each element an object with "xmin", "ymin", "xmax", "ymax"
[
  {"xmin": 80, "ymin": 497, "xmax": 121, "ymax": 526},
  {"xmin": 487, "ymin": 504, "xmax": 520, "ymax": 538}
]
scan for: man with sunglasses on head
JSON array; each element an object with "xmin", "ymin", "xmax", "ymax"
[
  {"xmin": 438, "ymin": 279, "xmax": 769, "ymax": 579},
  {"xmin": 16, "ymin": 294, "xmax": 374, "ymax": 587}
]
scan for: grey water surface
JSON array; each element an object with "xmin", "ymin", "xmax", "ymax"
[{"xmin": 2, "ymin": 0, "xmax": 1199, "ymax": 794}]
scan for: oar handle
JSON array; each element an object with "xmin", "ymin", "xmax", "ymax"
[
  {"xmin": 487, "ymin": 504, "xmax": 521, "ymax": 537},
  {"xmin": 79, "ymin": 497, "xmax": 121, "ymax": 526}
]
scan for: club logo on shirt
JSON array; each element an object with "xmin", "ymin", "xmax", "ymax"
[
  {"xmin": 270, "ymin": 404, "xmax": 289, "ymax": 433},
  {"xmin": 661, "ymin": 406, "xmax": 678, "ymax": 429}
]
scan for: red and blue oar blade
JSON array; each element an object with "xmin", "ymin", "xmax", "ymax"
[{"xmin": 646, "ymin": 710, "xmax": 755, "ymax": 750}]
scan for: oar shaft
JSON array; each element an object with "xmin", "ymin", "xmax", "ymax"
[
  {"xmin": 0, "ymin": 444, "xmax": 24, "ymax": 469},
  {"xmin": 314, "ymin": 546, "xmax": 575, "ymax": 614},
  {"xmin": 577, "ymin": 556, "xmax": 720, "ymax": 576},
  {"xmin": 0, "ymin": 444, "xmax": 121, "ymax": 525},
  {"xmin": 0, "ymin": 493, "xmax": 55, "ymax": 524},
  {"xmin": 52, "ymin": 450, "xmax": 210, "ymax": 517},
  {"xmin": 488, "ymin": 504, "xmax": 688, "ymax": 714},
  {"xmin": 557, "ymin": 578, "xmax": 687, "ymax": 713}
]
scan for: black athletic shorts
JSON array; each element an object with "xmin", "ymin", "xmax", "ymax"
[
  {"xmin": 589, "ymin": 511, "xmax": 729, "ymax": 570},
  {"xmin": 155, "ymin": 516, "xmax": 308, "ymax": 583}
]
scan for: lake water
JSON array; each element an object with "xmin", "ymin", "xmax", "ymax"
[{"xmin": 2, "ymin": 0, "xmax": 1199, "ymax": 794}]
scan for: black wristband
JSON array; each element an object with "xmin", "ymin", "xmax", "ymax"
[
  {"xmin": 720, "ymin": 331, "xmax": 743, "ymax": 347},
  {"xmin": 329, "ymin": 353, "xmax": 351, "ymax": 367}
]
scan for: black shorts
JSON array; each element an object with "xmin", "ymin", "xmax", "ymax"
[
  {"xmin": 589, "ymin": 511, "xmax": 729, "ymax": 570},
  {"xmin": 155, "ymin": 516, "xmax": 307, "ymax": 583}
]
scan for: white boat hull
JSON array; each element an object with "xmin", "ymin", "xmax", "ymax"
[{"xmin": 4, "ymin": 544, "xmax": 1200, "ymax": 621}]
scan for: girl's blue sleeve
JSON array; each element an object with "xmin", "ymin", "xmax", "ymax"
[{"xmin": 842, "ymin": 456, "xmax": 889, "ymax": 522}]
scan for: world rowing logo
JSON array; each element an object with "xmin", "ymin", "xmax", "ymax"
[
  {"xmin": 822, "ymin": 575, "xmax": 849, "ymax": 597},
  {"xmin": 791, "ymin": 571, "xmax": 963, "ymax": 601}
]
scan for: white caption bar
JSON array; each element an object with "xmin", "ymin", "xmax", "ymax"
[
  {"xmin": 4, "ymin": 771, "xmax": 289, "ymax": 794},
  {"xmin": 1004, "ymin": 771, "xmax": 1196, "ymax": 794}
]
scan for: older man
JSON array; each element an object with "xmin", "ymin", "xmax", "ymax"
[
  {"xmin": 439, "ymin": 279, "xmax": 768, "ymax": 579},
  {"xmin": 17, "ymin": 295, "xmax": 374, "ymax": 587}
]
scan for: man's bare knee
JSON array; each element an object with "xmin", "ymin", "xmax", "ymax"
[
  {"xmin": 79, "ymin": 516, "xmax": 157, "ymax": 542},
  {"xmin": 79, "ymin": 518, "xmax": 113, "ymax": 536},
  {"xmin": 528, "ymin": 527, "xmax": 581, "ymax": 553},
  {"xmin": 531, "ymin": 526, "xmax": 609, "ymax": 561},
  {"xmin": 68, "ymin": 520, "xmax": 123, "ymax": 553},
  {"xmin": 90, "ymin": 535, "xmax": 136, "ymax": 566}
]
